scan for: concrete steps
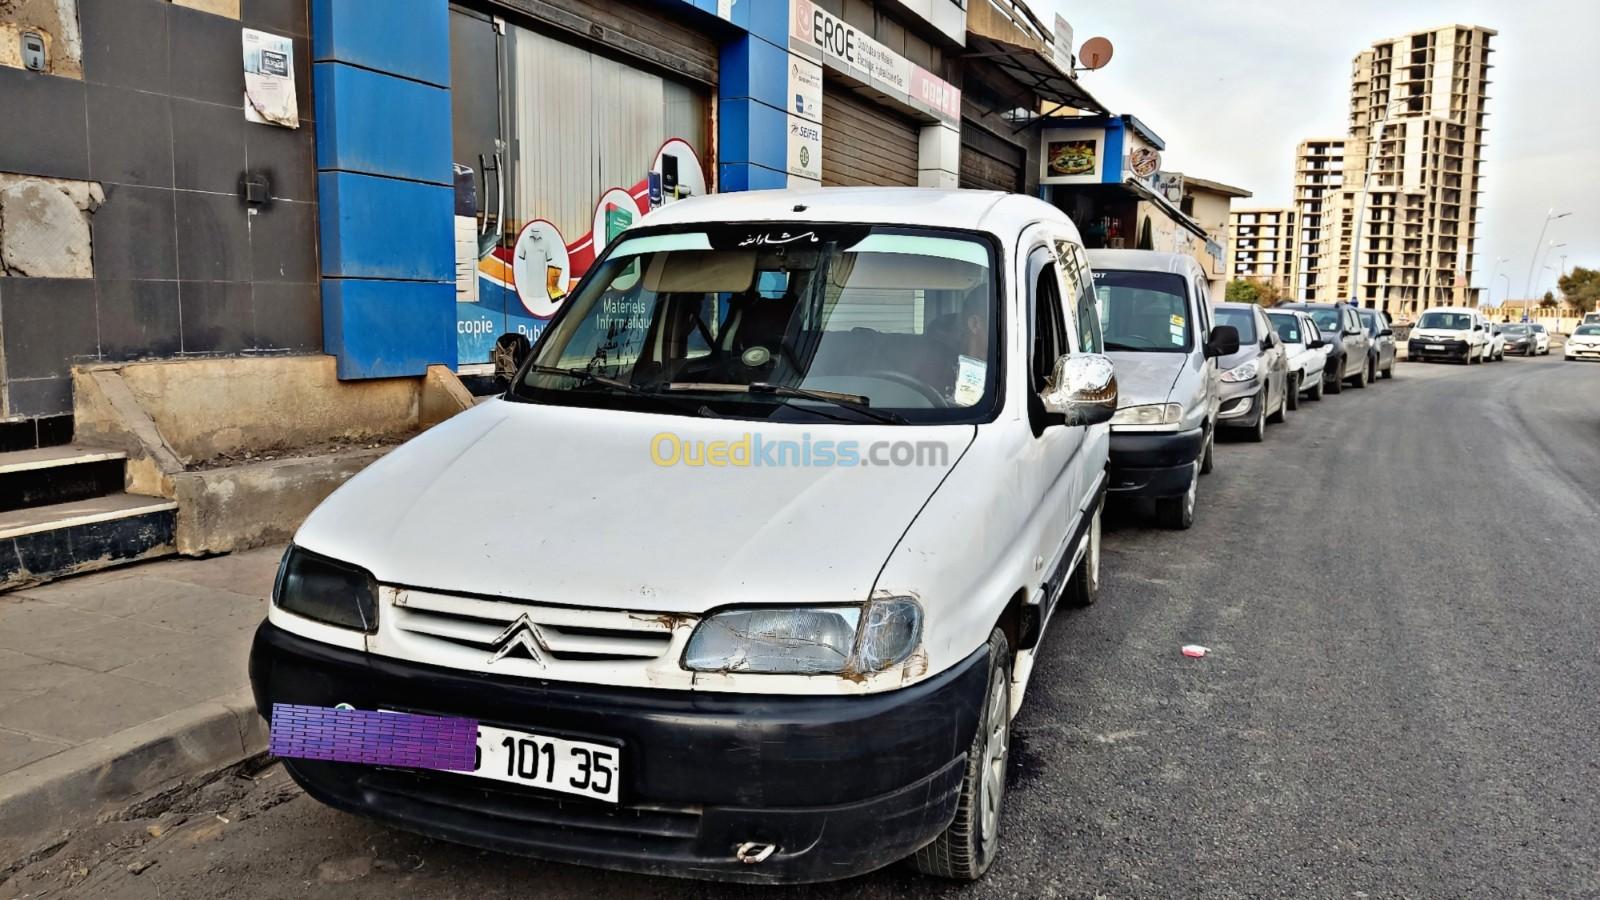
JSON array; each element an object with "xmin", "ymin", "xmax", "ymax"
[{"xmin": 0, "ymin": 447, "xmax": 176, "ymax": 589}]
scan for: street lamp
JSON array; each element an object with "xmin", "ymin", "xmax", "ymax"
[
  {"xmin": 1524, "ymin": 209, "xmax": 1571, "ymax": 297},
  {"xmin": 1498, "ymin": 273, "xmax": 1511, "ymax": 311},
  {"xmin": 1489, "ymin": 255, "xmax": 1510, "ymax": 304}
]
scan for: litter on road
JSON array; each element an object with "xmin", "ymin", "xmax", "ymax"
[{"xmin": 1182, "ymin": 645, "xmax": 1209, "ymax": 658}]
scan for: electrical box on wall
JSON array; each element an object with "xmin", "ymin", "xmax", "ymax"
[{"xmin": 21, "ymin": 32, "xmax": 47, "ymax": 72}]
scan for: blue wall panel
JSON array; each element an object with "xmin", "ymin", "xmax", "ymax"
[
  {"xmin": 322, "ymin": 280, "xmax": 456, "ymax": 379},
  {"xmin": 318, "ymin": 172, "xmax": 453, "ymax": 282},
  {"xmin": 719, "ymin": 162, "xmax": 789, "ymax": 193},
  {"xmin": 313, "ymin": 62, "xmax": 451, "ymax": 185},
  {"xmin": 312, "ymin": 0, "xmax": 450, "ymax": 87},
  {"xmin": 718, "ymin": 96, "xmax": 788, "ymax": 171},
  {"xmin": 721, "ymin": 33, "xmax": 788, "ymax": 108}
]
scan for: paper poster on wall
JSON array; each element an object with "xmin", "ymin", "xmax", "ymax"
[{"xmin": 242, "ymin": 28, "xmax": 297, "ymax": 127}]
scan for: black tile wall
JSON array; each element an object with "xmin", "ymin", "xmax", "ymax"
[
  {"xmin": 253, "ymin": 282, "xmax": 323, "ymax": 351},
  {"xmin": 97, "ymin": 280, "xmax": 182, "ymax": 361},
  {"xmin": 177, "ymin": 191, "xmax": 252, "ymax": 282},
  {"xmin": 249, "ymin": 200, "xmax": 318, "ymax": 282},
  {"xmin": 91, "ymin": 184, "xmax": 178, "ymax": 281},
  {"xmin": 246, "ymin": 121, "xmax": 317, "ymax": 201},
  {"xmin": 0, "ymin": 67, "xmax": 90, "ymax": 180},
  {"xmin": 170, "ymin": 5, "xmax": 247, "ymax": 108},
  {"xmin": 2, "ymin": 0, "xmax": 322, "ymax": 422},
  {"xmin": 88, "ymin": 83, "xmax": 175, "ymax": 188},
  {"xmin": 179, "ymin": 281, "xmax": 254, "ymax": 354},
  {"xmin": 242, "ymin": 0, "xmax": 310, "ymax": 38},
  {"xmin": 173, "ymin": 98, "xmax": 247, "ymax": 194},
  {"xmin": 8, "ymin": 379, "xmax": 74, "ymax": 418},
  {"xmin": 0, "ymin": 280, "xmax": 100, "ymax": 380},
  {"xmin": 80, "ymin": 0, "xmax": 171, "ymax": 94}
]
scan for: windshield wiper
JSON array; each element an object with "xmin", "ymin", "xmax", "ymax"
[
  {"xmin": 522, "ymin": 365, "xmax": 722, "ymax": 418},
  {"xmin": 664, "ymin": 381, "xmax": 907, "ymax": 425},
  {"xmin": 1102, "ymin": 340, "xmax": 1145, "ymax": 352}
]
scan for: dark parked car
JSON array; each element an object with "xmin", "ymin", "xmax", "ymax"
[
  {"xmin": 1499, "ymin": 323, "xmax": 1537, "ymax": 356},
  {"xmin": 1276, "ymin": 303, "xmax": 1371, "ymax": 392},
  {"xmin": 1358, "ymin": 309, "xmax": 1396, "ymax": 380}
]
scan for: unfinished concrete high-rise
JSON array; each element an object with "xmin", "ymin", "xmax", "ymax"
[
  {"xmin": 1285, "ymin": 25, "xmax": 1494, "ymax": 319},
  {"xmin": 1227, "ymin": 207, "xmax": 1298, "ymax": 299}
]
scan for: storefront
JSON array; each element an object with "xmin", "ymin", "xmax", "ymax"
[
  {"xmin": 448, "ymin": 2, "xmax": 715, "ymax": 374},
  {"xmin": 821, "ymin": 81, "xmax": 921, "ymax": 187},
  {"xmin": 1039, "ymin": 114, "xmax": 1211, "ymax": 256}
]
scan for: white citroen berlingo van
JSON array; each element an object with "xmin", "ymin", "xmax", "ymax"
[{"xmin": 251, "ymin": 188, "xmax": 1117, "ymax": 884}]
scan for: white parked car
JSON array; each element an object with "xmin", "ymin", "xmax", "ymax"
[
  {"xmin": 1566, "ymin": 324, "xmax": 1600, "ymax": 361},
  {"xmin": 1530, "ymin": 323, "xmax": 1552, "ymax": 355},
  {"xmin": 249, "ymin": 188, "xmax": 1120, "ymax": 884},
  {"xmin": 1267, "ymin": 309, "xmax": 1328, "ymax": 404},
  {"xmin": 1407, "ymin": 306, "xmax": 1490, "ymax": 364},
  {"xmin": 1483, "ymin": 316, "xmax": 1507, "ymax": 361}
]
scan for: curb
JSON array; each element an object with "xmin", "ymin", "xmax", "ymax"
[{"xmin": 0, "ymin": 688, "xmax": 266, "ymax": 865}]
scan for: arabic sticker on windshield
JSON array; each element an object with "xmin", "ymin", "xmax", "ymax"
[
  {"xmin": 954, "ymin": 355, "xmax": 986, "ymax": 407},
  {"xmin": 1170, "ymin": 315, "xmax": 1185, "ymax": 328}
]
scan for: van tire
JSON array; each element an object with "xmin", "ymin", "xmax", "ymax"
[
  {"xmin": 1063, "ymin": 504, "xmax": 1102, "ymax": 606},
  {"xmin": 911, "ymin": 628, "xmax": 1012, "ymax": 882},
  {"xmin": 1155, "ymin": 464, "xmax": 1197, "ymax": 530}
]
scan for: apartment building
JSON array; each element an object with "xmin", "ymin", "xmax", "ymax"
[
  {"xmin": 1292, "ymin": 138, "xmax": 1347, "ymax": 300},
  {"xmin": 1227, "ymin": 207, "xmax": 1298, "ymax": 298},
  {"xmin": 1279, "ymin": 25, "xmax": 1494, "ymax": 318}
]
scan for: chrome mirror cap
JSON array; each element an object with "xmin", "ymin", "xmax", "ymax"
[{"xmin": 1042, "ymin": 354, "xmax": 1117, "ymax": 426}]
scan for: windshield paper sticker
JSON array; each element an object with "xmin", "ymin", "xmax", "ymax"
[{"xmin": 955, "ymin": 355, "xmax": 986, "ymax": 407}]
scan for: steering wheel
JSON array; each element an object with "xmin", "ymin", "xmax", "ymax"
[{"xmin": 861, "ymin": 370, "xmax": 947, "ymax": 406}]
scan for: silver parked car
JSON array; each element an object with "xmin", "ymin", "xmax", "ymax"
[
  {"xmin": 1088, "ymin": 250, "xmax": 1239, "ymax": 530},
  {"xmin": 1358, "ymin": 308, "xmax": 1396, "ymax": 380},
  {"xmin": 1213, "ymin": 303, "xmax": 1290, "ymax": 442}
]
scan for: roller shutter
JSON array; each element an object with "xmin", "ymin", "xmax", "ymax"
[
  {"xmin": 821, "ymin": 85, "xmax": 919, "ymax": 187},
  {"xmin": 959, "ymin": 121, "xmax": 1024, "ymax": 193}
]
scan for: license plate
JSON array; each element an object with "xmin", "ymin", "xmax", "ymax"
[
  {"xmin": 1426, "ymin": 344, "xmax": 1445, "ymax": 350},
  {"xmin": 461, "ymin": 724, "xmax": 621, "ymax": 802}
]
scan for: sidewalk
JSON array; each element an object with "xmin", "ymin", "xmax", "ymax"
[{"xmin": 0, "ymin": 547, "xmax": 281, "ymax": 862}]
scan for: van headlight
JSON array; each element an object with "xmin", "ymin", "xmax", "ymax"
[
  {"xmin": 683, "ymin": 598, "xmax": 923, "ymax": 675},
  {"xmin": 273, "ymin": 545, "xmax": 378, "ymax": 633},
  {"xmin": 1110, "ymin": 403, "xmax": 1182, "ymax": 427}
]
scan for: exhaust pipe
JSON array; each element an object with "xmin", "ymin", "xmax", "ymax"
[{"xmin": 734, "ymin": 842, "xmax": 777, "ymax": 864}]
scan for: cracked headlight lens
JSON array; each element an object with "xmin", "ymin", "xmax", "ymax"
[{"xmin": 683, "ymin": 598, "xmax": 924, "ymax": 675}]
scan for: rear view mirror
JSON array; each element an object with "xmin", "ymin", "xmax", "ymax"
[
  {"xmin": 1261, "ymin": 334, "xmax": 1276, "ymax": 350},
  {"xmin": 1309, "ymin": 339, "xmax": 1326, "ymax": 349},
  {"xmin": 1041, "ymin": 354, "xmax": 1117, "ymax": 427},
  {"xmin": 1204, "ymin": 325, "xmax": 1240, "ymax": 359},
  {"xmin": 1380, "ymin": 328, "xmax": 1394, "ymax": 337}
]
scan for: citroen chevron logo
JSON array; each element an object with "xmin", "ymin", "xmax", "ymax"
[{"xmin": 487, "ymin": 613, "xmax": 552, "ymax": 667}]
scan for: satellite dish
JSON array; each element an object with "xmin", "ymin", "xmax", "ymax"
[{"xmin": 1079, "ymin": 37, "xmax": 1114, "ymax": 70}]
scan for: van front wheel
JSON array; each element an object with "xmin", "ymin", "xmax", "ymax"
[{"xmin": 911, "ymin": 629, "xmax": 1012, "ymax": 882}]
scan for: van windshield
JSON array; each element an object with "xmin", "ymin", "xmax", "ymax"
[
  {"xmin": 1092, "ymin": 270, "xmax": 1191, "ymax": 352},
  {"xmin": 1418, "ymin": 311, "xmax": 1472, "ymax": 330},
  {"xmin": 511, "ymin": 224, "xmax": 999, "ymax": 424}
]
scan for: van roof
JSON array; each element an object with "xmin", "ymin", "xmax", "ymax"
[
  {"xmin": 636, "ymin": 187, "xmax": 1080, "ymax": 243},
  {"xmin": 1084, "ymin": 249, "xmax": 1200, "ymax": 276}
]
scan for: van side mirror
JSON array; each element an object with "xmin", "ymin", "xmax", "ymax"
[
  {"xmin": 1261, "ymin": 334, "xmax": 1276, "ymax": 350},
  {"xmin": 1204, "ymin": 325, "xmax": 1240, "ymax": 359},
  {"xmin": 1380, "ymin": 328, "xmax": 1394, "ymax": 337},
  {"xmin": 1041, "ymin": 354, "xmax": 1117, "ymax": 427}
]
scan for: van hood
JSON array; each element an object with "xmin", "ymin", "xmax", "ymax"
[
  {"xmin": 1105, "ymin": 352, "xmax": 1185, "ymax": 406},
  {"xmin": 294, "ymin": 399, "xmax": 975, "ymax": 614}
]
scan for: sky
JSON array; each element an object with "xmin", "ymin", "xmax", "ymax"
[{"xmin": 1037, "ymin": 0, "xmax": 1600, "ymax": 302}]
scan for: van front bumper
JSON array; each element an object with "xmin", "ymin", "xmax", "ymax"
[
  {"xmin": 249, "ymin": 622, "xmax": 987, "ymax": 884},
  {"xmin": 1108, "ymin": 427, "xmax": 1204, "ymax": 498}
]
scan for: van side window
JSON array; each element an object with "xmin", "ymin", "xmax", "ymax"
[
  {"xmin": 1027, "ymin": 247, "xmax": 1067, "ymax": 390},
  {"xmin": 1062, "ymin": 245, "xmax": 1103, "ymax": 354}
]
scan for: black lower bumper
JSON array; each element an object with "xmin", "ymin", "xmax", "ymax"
[
  {"xmin": 1408, "ymin": 340, "xmax": 1469, "ymax": 361},
  {"xmin": 1108, "ymin": 428, "xmax": 1203, "ymax": 497},
  {"xmin": 249, "ymin": 623, "xmax": 987, "ymax": 884}
]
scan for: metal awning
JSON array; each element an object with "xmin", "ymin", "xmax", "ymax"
[
  {"xmin": 965, "ymin": 33, "xmax": 1109, "ymax": 115},
  {"xmin": 1123, "ymin": 178, "xmax": 1211, "ymax": 241}
]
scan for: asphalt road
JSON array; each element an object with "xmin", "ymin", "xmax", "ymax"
[{"xmin": 6, "ymin": 354, "xmax": 1599, "ymax": 900}]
